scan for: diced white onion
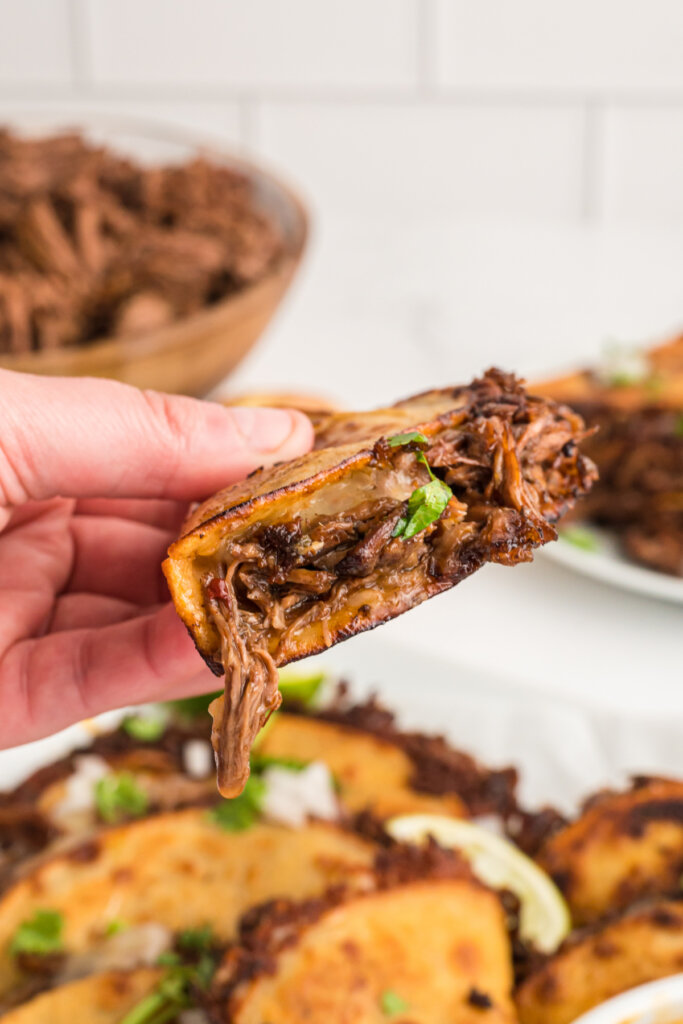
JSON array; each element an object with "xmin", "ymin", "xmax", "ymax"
[
  {"xmin": 182, "ymin": 740, "xmax": 214, "ymax": 780},
  {"xmin": 104, "ymin": 922, "xmax": 172, "ymax": 967},
  {"xmin": 58, "ymin": 922, "xmax": 172, "ymax": 982},
  {"xmin": 178, "ymin": 1011, "xmax": 211, "ymax": 1024},
  {"xmin": 52, "ymin": 755, "xmax": 111, "ymax": 820},
  {"xmin": 261, "ymin": 761, "xmax": 339, "ymax": 828},
  {"xmin": 595, "ymin": 345, "xmax": 649, "ymax": 386},
  {"xmin": 473, "ymin": 814, "xmax": 506, "ymax": 837}
]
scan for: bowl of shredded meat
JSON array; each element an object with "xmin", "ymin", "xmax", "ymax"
[{"xmin": 0, "ymin": 114, "xmax": 308, "ymax": 396}]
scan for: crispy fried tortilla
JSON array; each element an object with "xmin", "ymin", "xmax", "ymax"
[
  {"xmin": 260, "ymin": 708, "xmax": 517, "ymax": 821},
  {"xmin": 219, "ymin": 855, "xmax": 516, "ymax": 1023},
  {"xmin": 516, "ymin": 900, "xmax": 683, "ymax": 1024},
  {"xmin": 536, "ymin": 777, "xmax": 683, "ymax": 925},
  {"xmin": 2, "ymin": 968, "xmax": 161, "ymax": 1024},
  {"xmin": 164, "ymin": 370, "xmax": 595, "ymax": 796},
  {"xmin": 0, "ymin": 726, "xmax": 218, "ymax": 885},
  {"xmin": 535, "ymin": 332, "xmax": 683, "ymax": 575},
  {"xmin": 261, "ymin": 713, "xmax": 469, "ymax": 821},
  {"xmin": 536, "ymin": 332, "xmax": 683, "ymax": 412},
  {"xmin": 0, "ymin": 700, "xmax": 516, "ymax": 890},
  {"xmin": 0, "ymin": 811, "xmax": 374, "ymax": 1001}
]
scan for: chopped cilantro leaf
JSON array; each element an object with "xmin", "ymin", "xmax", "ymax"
[
  {"xmin": 177, "ymin": 925, "xmax": 214, "ymax": 953},
  {"xmin": 156, "ymin": 951, "xmax": 181, "ymax": 967},
  {"xmin": 251, "ymin": 753, "xmax": 309, "ymax": 773},
  {"xmin": 121, "ymin": 943, "xmax": 218, "ymax": 1024},
  {"xmin": 122, "ymin": 715, "xmax": 165, "ymax": 743},
  {"xmin": 119, "ymin": 989, "xmax": 170, "ymax": 1024},
  {"xmin": 194, "ymin": 951, "xmax": 217, "ymax": 990},
  {"xmin": 387, "ymin": 430, "xmax": 434, "ymax": 478},
  {"xmin": 392, "ymin": 515, "xmax": 409, "ymax": 538},
  {"xmin": 167, "ymin": 690, "xmax": 222, "ymax": 719},
  {"xmin": 10, "ymin": 909, "xmax": 63, "ymax": 956},
  {"xmin": 380, "ymin": 989, "xmax": 409, "ymax": 1015},
  {"xmin": 560, "ymin": 526, "xmax": 600, "ymax": 552},
  {"xmin": 208, "ymin": 775, "xmax": 266, "ymax": 832},
  {"xmin": 95, "ymin": 773, "xmax": 148, "ymax": 824},
  {"xmin": 387, "ymin": 431, "xmax": 428, "ymax": 448},
  {"xmin": 104, "ymin": 918, "xmax": 128, "ymax": 937},
  {"xmin": 388, "ymin": 431, "xmax": 453, "ymax": 540},
  {"xmin": 393, "ymin": 477, "xmax": 453, "ymax": 540},
  {"xmin": 278, "ymin": 669, "xmax": 326, "ymax": 707},
  {"xmin": 645, "ymin": 373, "xmax": 665, "ymax": 396},
  {"xmin": 608, "ymin": 371, "xmax": 639, "ymax": 387},
  {"xmin": 598, "ymin": 341, "xmax": 648, "ymax": 388}
]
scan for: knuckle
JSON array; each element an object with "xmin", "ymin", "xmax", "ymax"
[
  {"xmin": 0, "ymin": 426, "xmax": 35, "ymax": 506},
  {"xmin": 71, "ymin": 631, "xmax": 96, "ymax": 719},
  {"xmin": 138, "ymin": 389, "xmax": 197, "ymax": 485}
]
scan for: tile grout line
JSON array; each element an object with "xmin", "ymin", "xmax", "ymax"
[
  {"xmin": 590, "ymin": 101, "xmax": 608, "ymax": 225},
  {"xmin": 580, "ymin": 99, "xmax": 603, "ymax": 222},
  {"xmin": 416, "ymin": 0, "xmax": 436, "ymax": 98},
  {"xmin": 0, "ymin": 81, "xmax": 682, "ymax": 107},
  {"xmin": 238, "ymin": 97, "xmax": 259, "ymax": 151},
  {"xmin": 67, "ymin": 0, "xmax": 90, "ymax": 91}
]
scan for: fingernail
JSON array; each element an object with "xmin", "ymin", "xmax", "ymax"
[{"xmin": 228, "ymin": 406, "xmax": 296, "ymax": 452}]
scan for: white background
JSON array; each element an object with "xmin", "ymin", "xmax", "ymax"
[{"xmin": 0, "ymin": 1, "xmax": 681, "ymax": 710}]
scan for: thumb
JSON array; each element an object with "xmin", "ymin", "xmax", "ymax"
[{"xmin": 0, "ymin": 370, "xmax": 314, "ymax": 505}]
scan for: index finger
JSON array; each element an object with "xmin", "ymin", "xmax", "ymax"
[
  {"xmin": 0, "ymin": 604, "xmax": 216, "ymax": 747},
  {"xmin": 0, "ymin": 371, "xmax": 314, "ymax": 505},
  {"xmin": 75, "ymin": 498, "xmax": 188, "ymax": 532}
]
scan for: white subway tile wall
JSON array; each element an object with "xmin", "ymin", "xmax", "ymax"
[
  {"xmin": 258, "ymin": 101, "xmax": 586, "ymax": 219},
  {"xmin": 600, "ymin": 105, "xmax": 683, "ymax": 221},
  {"xmin": 0, "ymin": 0, "xmax": 680, "ymax": 221},
  {"xmin": 434, "ymin": 0, "xmax": 683, "ymax": 94},
  {"xmin": 81, "ymin": 0, "xmax": 419, "ymax": 91},
  {"xmin": 0, "ymin": 0, "xmax": 74, "ymax": 84}
]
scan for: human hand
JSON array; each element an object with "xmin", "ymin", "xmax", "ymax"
[{"xmin": 0, "ymin": 370, "xmax": 313, "ymax": 748}]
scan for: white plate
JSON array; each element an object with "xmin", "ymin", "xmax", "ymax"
[
  {"xmin": 544, "ymin": 525, "xmax": 683, "ymax": 605},
  {"xmin": 2, "ymin": 636, "xmax": 683, "ymax": 1022},
  {"xmin": 570, "ymin": 974, "xmax": 683, "ymax": 1024},
  {"xmin": 2, "ymin": 634, "xmax": 683, "ymax": 812}
]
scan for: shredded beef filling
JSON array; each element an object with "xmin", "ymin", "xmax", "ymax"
[
  {"xmin": 569, "ymin": 403, "xmax": 683, "ymax": 576},
  {"xmin": 203, "ymin": 373, "xmax": 594, "ymax": 797}
]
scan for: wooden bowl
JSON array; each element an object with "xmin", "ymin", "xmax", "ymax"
[{"xmin": 0, "ymin": 115, "xmax": 308, "ymax": 397}]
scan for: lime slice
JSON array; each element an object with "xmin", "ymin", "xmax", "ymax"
[{"xmin": 386, "ymin": 813, "xmax": 570, "ymax": 953}]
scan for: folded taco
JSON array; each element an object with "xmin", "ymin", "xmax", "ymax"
[{"xmin": 164, "ymin": 369, "xmax": 595, "ymax": 796}]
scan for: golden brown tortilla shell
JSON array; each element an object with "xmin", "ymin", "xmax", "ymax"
[
  {"xmin": 516, "ymin": 900, "xmax": 683, "ymax": 1024},
  {"xmin": 536, "ymin": 778, "xmax": 683, "ymax": 926},
  {"xmin": 2, "ymin": 969, "xmax": 161, "ymax": 1024},
  {"xmin": 227, "ymin": 878, "xmax": 516, "ymax": 1024},
  {"xmin": 259, "ymin": 712, "xmax": 467, "ymax": 820},
  {"xmin": 0, "ymin": 811, "xmax": 374, "ymax": 998}
]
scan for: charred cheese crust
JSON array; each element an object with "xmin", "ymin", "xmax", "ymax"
[
  {"xmin": 1, "ymin": 968, "xmax": 162, "ymax": 1024},
  {"xmin": 0, "ymin": 813, "xmax": 375, "ymax": 1001},
  {"xmin": 218, "ymin": 845, "xmax": 516, "ymax": 1024},
  {"xmin": 536, "ymin": 777, "xmax": 683, "ymax": 925},
  {"xmin": 534, "ymin": 332, "xmax": 683, "ymax": 577},
  {"xmin": 165, "ymin": 371, "xmax": 594, "ymax": 673},
  {"xmin": 259, "ymin": 712, "xmax": 468, "ymax": 820},
  {"xmin": 516, "ymin": 899, "xmax": 683, "ymax": 1024},
  {"xmin": 164, "ymin": 370, "xmax": 595, "ymax": 796}
]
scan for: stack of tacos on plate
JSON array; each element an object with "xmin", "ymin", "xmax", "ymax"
[
  {"xmin": 164, "ymin": 369, "xmax": 596, "ymax": 797},
  {"xmin": 2, "ymin": 677, "xmax": 683, "ymax": 1023},
  {"xmin": 536, "ymin": 332, "xmax": 683, "ymax": 576},
  {"xmin": 0, "ymin": 679, "xmax": 524, "ymax": 1019}
]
